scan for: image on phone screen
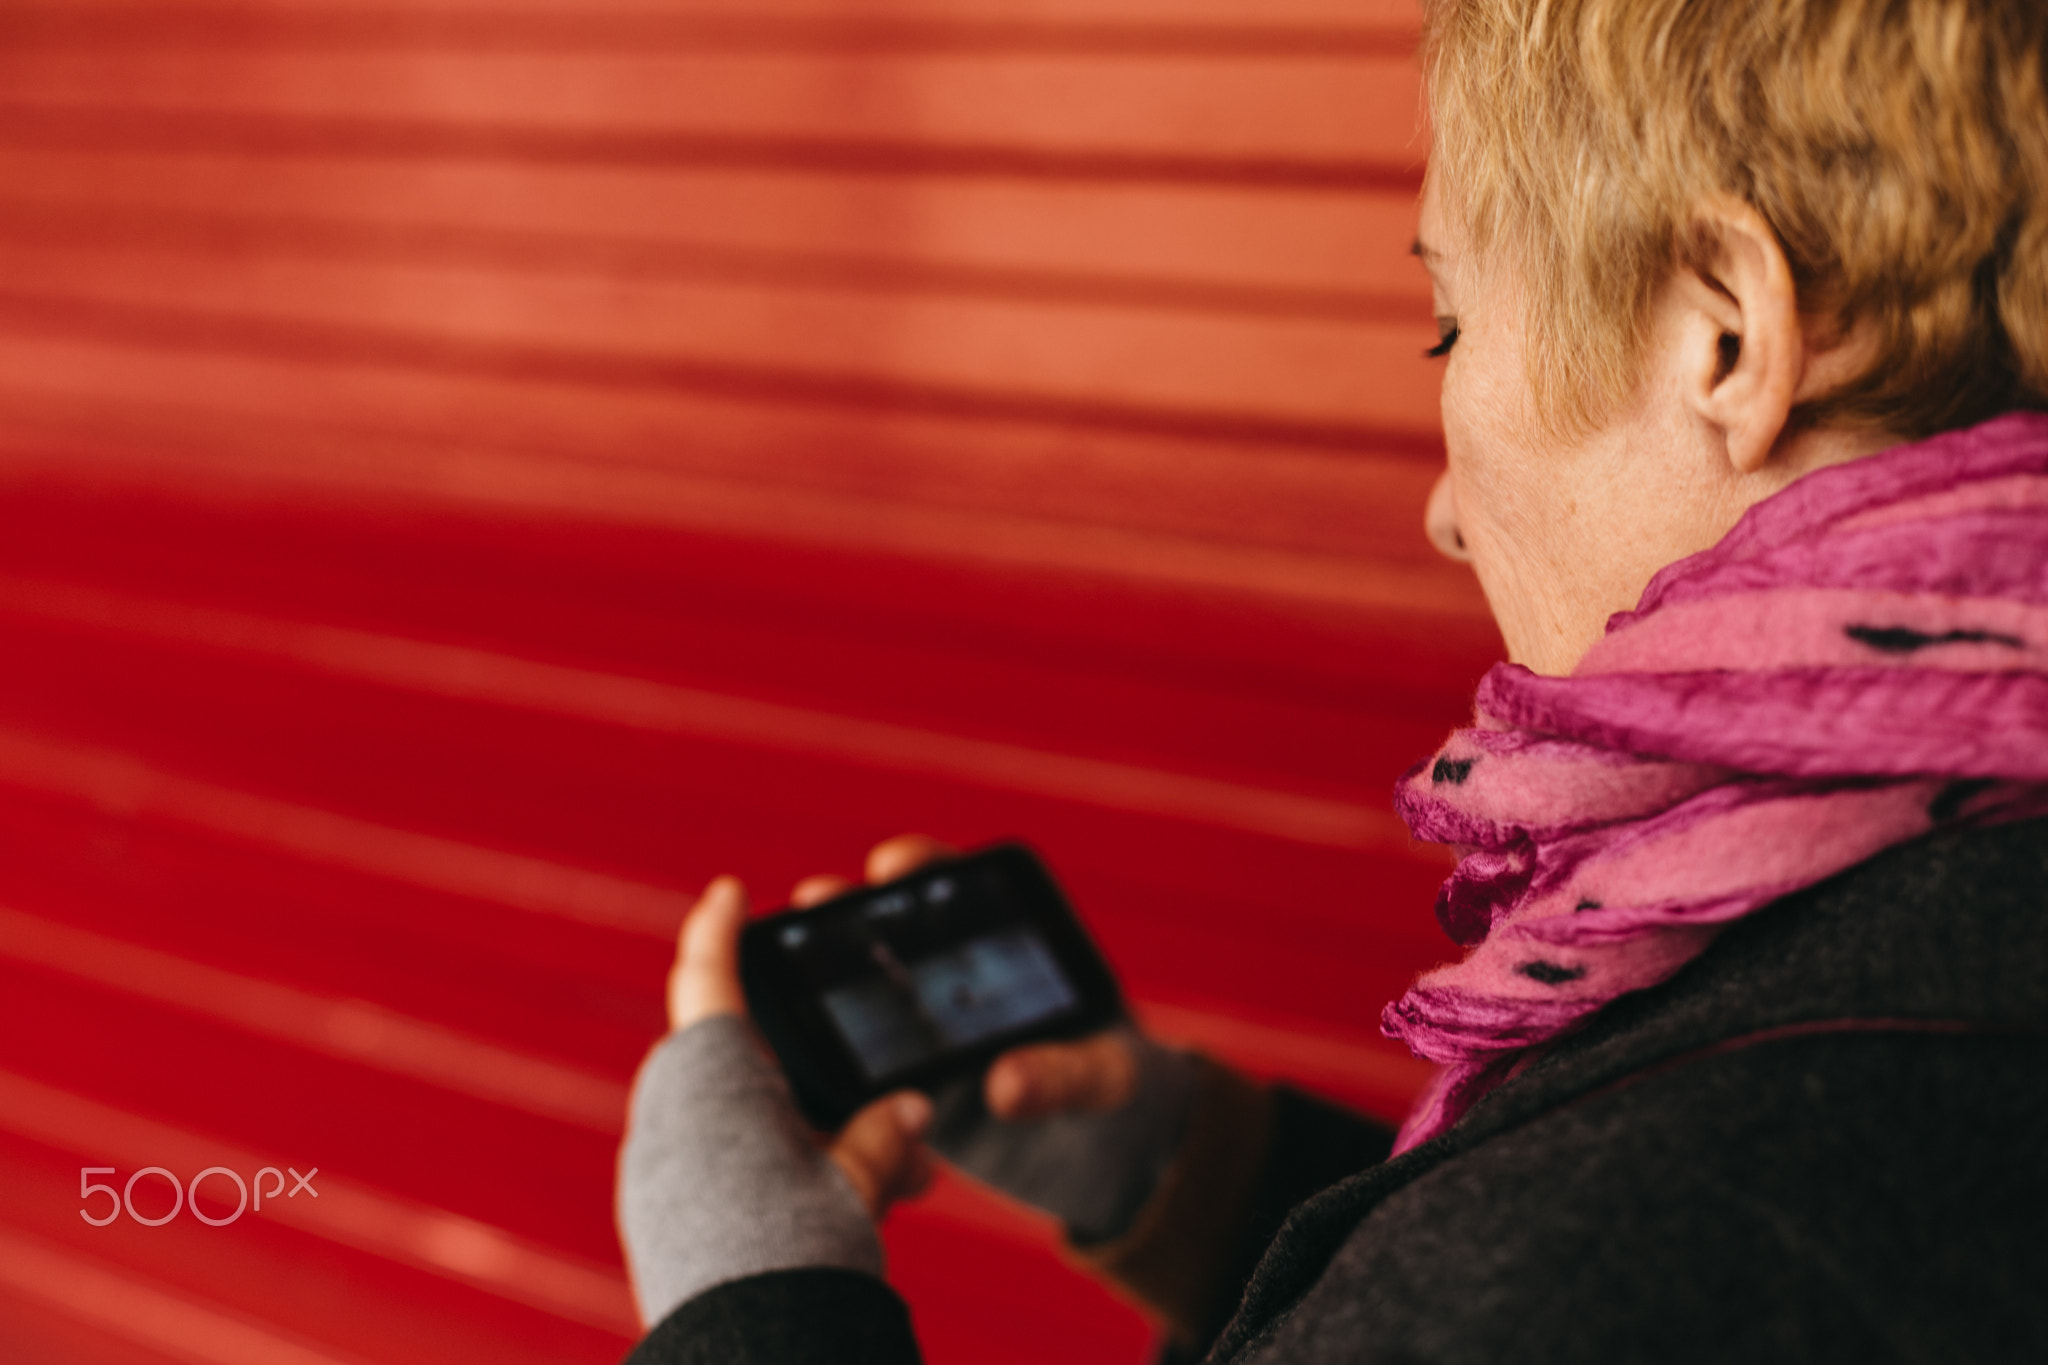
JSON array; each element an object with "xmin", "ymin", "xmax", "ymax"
[{"xmin": 772, "ymin": 866, "xmax": 1083, "ymax": 1083}]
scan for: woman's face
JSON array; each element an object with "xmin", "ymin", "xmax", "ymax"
[{"xmin": 1415, "ymin": 177, "xmax": 1766, "ymax": 676}]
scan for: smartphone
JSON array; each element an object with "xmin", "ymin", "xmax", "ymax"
[{"xmin": 740, "ymin": 843, "xmax": 1124, "ymax": 1131}]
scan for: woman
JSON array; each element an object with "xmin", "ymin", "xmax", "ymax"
[{"xmin": 615, "ymin": 0, "xmax": 2048, "ymax": 1360}]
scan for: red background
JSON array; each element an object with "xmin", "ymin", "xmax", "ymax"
[{"xmin": 0, "ymin": 2, "xmax": 1500, "ymax": 1362}]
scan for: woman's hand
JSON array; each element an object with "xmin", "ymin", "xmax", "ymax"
[
  {"xmin": 665, "ymin": 872, "xmax": 937, "ymax": 1219},
  {"xmin": 621, "ymin": 838, "xmax": 1189, "ymax": 1328},
  {"xmin": 811, "ymin": 834, "xmax": 1144, "ymax": 1124},
  {"xmin": 664, "ymin": 832, "xmax": 1193, "ymax": 1245},
  {"xmin": 795, "ymin": 835, "xmax": 1196, "ymax": 1244}
]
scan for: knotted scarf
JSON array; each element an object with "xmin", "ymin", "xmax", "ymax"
[{"xmin": 1385, "ymin": 411, "xmax": 2048, "ymax": 1154}]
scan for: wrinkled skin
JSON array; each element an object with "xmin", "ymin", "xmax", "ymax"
[{"xmin": 1416, "ymin": 175, "xmax": 1896, "ymax": 675}]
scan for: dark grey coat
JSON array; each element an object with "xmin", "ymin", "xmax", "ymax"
[{"xmin": 625, "ymin": 817, "xmax": 2048, "ymax": 1364}]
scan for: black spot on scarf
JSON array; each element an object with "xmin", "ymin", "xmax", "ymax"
[
  {"xmin": 1844, "ymin": 624, "xmax": 2023, "ymax": 654},
  {"xmin": 1432, "ymin": 757, "xmax": 1475, "ymax": 785},
  {"xmin": 1929, "ymin": 778, "xmax": 1997, "ymax": 824}
]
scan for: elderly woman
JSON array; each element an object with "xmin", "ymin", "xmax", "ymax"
[{"xmin": 615, "ymin": 0, "xmax": 2048, "ymax": 1360}]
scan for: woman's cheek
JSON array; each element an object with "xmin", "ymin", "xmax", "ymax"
[{"xmin": 1441, "ymin": 447, "xmax": 1566, "ymax": 668}]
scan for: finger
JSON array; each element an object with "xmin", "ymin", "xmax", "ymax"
[
  {"xmin": 985, "ymin": 1033, "xmax": 1138, "ymax": 1122},
  {"xmin": 834, "ymin": 1123, "xmax": 938, "ymax": 1205},
  {"xmin": 828, "ymin": 1091, "xmax": 934, "ymax": 1219},
  {"xmin": 865, "ymin": 833, "xmax": 958, "ymax": 884},
  {"xmin": 790, "ymin": 873, "xmax": 853, "ymax": 908},
  {"xmin": 667, "ymin": 876, "xmax": 750, "ymax": 1031},
  {"xmin": 896, "ymin": 1143, "xmax": 939, "ymax": 1203}
]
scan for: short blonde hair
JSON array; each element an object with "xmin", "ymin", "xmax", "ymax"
[{"xmin": 1425, "ymin": 0, "xmax": 2048, "ymax": 438}]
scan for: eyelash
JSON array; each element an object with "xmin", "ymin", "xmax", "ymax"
[{"xmin": 1426, "ymin": 321, "xmax": 1461, "ymax": 359}]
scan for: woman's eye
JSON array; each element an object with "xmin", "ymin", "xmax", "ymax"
[{"xmin": 1426, "ymin": 320, "xmax": 1461, "ymax": 359}]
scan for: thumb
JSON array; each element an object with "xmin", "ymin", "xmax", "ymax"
[
  {"xmin": 828, "ymin": 1091, "xmax": 937, "ymax": 1220},
  {"xmin": 985, "ymin": 1031, "xmax": 1138, "ymax": 1121},
  {"xmin": 668, "ymin": 876, "xmax": 750, "ymax": 1031}
]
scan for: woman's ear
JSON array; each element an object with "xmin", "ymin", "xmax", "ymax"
[{"xmin": 1674, "ymin": 200, "xmax": 1803, "ymax": 475}]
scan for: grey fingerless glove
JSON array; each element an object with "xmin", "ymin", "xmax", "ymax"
[
  {"xmin": 925, "ymin": 1027, "xmax": 1198, "ymax": 1243},
  {"xmin": 615, "ymin": 1014, "xmax": 883, "ymax": 1328}
]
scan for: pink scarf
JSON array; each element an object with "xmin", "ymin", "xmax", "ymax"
[{"xmin": 1385, "ymin": 412, "xmax": 2048, "ymax": 1154}]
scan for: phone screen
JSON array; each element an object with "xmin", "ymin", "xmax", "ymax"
[
  {"xmin": 770, "ymin": 866, "xmax": 1081, "ymax": 1082},
  {"xmin": 741, "ymin": 843, "xmax": 1122, "ymax": 1128}
]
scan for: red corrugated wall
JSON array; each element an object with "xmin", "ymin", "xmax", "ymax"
[{"xmin": 0, "ymin": 3, "xmax": 1499, "ymax": 1362}]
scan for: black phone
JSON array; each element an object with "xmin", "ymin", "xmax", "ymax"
[{"xmin": 740, "ymin": 842, "xmax": 1124, "ymax": 1131}]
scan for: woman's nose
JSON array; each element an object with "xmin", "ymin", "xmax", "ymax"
[{"xmin": 1425, "ymin": 469, "xmax": 1471, "ymax": 562}]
